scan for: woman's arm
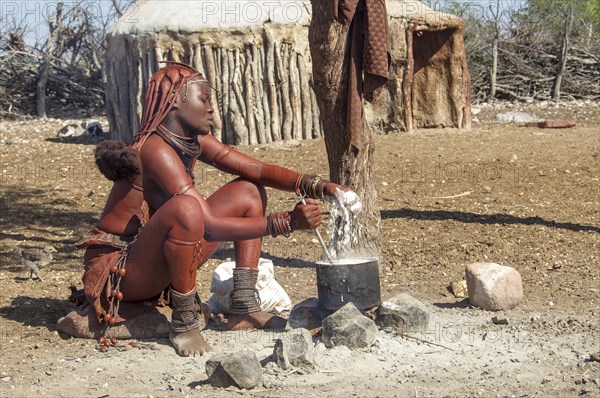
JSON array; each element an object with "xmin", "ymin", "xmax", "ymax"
[
  {"xmin": 199, "ymin": 134, "xmax": 297, "ymax": 190},
  {"xmin": 198, "ymin": 134, "xmax": 347, "ymax": 197}
]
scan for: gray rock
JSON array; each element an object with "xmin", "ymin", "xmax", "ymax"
[
  {"xmin": 205, "ymin": 350, "xmax": 262, "ymax": 389},
  {"xmin": 465, "ymin": 262, "xmax": 524, "ymax": 311},
  {"xmin": 288, "ymin": 298, "xmax": 331, "ymax": 330},
  {"xmin": 375, "ymin": 293, "xmax": 430, "ymax": 333},
  {"xmin": 273, "ymin": 328, "xmax": 316, "ymax": 370},
  {"xmin": 321, "ymin": 303, "xmax": 378, "ymax": 349},
  {"xmin": 493, "ymin": 111, "xmax": 539, "ymax": 124}
]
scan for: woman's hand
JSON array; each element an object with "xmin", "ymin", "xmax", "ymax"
[
  {"xmin": 323, "ymin": 181, "xmax": 348, "ymax": 198},
  {"xmin": 289, "ymin": 198, "xmax": 322, "ymax": 230}
]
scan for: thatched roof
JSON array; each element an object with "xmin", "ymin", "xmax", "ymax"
[
  {"xmin": 387, "ymin": 0, "xmax": 464, "ymax": 29},
  {"xmin": 110, "ymin": 0, "xmax": 312, "ymax": 35},
  {"xmin": 110, "ymin": 0, "xmax": 462, "ymax": 37},
  {"xmin": 108, "ymin": 0, "xmax": 313, "ymax": 51},
  {"xmin": 104, "ymin": 0, "xmax": 470, "ymax": 142}
]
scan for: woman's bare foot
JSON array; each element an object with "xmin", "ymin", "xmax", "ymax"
[
  {"xmin": 226, "ymin": 311, "xmax": 287, "ymax": 331},
  {"xmin": 169, "ymin": 329, "xmax": 213, "ymax": 357}
]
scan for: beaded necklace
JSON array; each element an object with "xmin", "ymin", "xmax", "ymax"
[
  {"xmin": 156, "ymin": 124, "xmax": 201, "ymax": 181},
  {"xmin": 156, "ymin": 125, "xmax": 202, "ymax": 157}
]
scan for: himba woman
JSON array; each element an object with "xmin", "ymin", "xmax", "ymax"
[{"xmin": 78, "ymin": 62, "xmax": 358, "ymax": 357}]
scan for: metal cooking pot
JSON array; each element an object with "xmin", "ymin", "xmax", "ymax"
[{"xmin": 316, "ymin": 257, "xmax": 381, "ymax": 311}]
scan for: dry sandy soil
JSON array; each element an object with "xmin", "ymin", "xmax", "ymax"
[{"xmin": 0, "ymin": 101, "xmax": 598, "ymax": 397}]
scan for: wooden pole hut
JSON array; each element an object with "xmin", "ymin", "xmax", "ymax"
[
  {"xmin": 105, "ymin": 0, "xmax": 321, "ymax": 144},
  {"xmin": 105, "ymin": 0, "xmax": 470, "ymax": 144}
]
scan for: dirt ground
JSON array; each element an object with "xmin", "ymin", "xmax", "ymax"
[{"xmin": 0, "ymin": 101, "xmax": 598, "ymax": 397}]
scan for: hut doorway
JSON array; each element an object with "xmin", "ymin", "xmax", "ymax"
[{"xmin": 403, "ymin": 23, "xmax": 471, "ymax": 132}]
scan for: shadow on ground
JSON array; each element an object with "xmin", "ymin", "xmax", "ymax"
[
  {"xmin": 381, "ymin": 208, "xmax": 600, "ymax": 233},
  {"xmin": 211, "ymin": 246, "xmax": 318, "ymax": 269},
  {"xmin": 0, "ymin": 296, "xmax": 76, "ymax": 332},
  {"xmin": 0, "ymin": 186, "xmax": 98, "ymax": 239}
]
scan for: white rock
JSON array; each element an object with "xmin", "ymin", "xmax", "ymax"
[{"xmin": 465, "ymin": 263, "xmax": 523, "ymax": 311}]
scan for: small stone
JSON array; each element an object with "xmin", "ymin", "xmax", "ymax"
[
  {"xmin": 321, "ymin": 303, "xmax": 378, "ymax": 349},
  {"xmin": 450, "ymin": 280, "xmax": 468, "ymax": 298},
  {"xmin": 1, "ymin": 377, "xmax": 11, "ymax": 382},
  {"xmin": 205, "ymin": 350, "xmax": 262, "ymax": 389},
  {"xmin": 288, "ymin": 298, "xmax": 331, "ymax": 330},
  {"xmin": 465, "ymin": 263, "xmax": 524, "ymax": 311},
  {"xmin": 375, "ymin": 293, "xmax": 430, "ymax": 334},
  {"xmin": 273, "ymin": 328, "xmax": 316, "ymax": 370},
  {"xmin": 589, "ymin": 352, "xmax": 600, "ymax": 362},
  {"xmin": 492, "ymin": 316, "xmax": 509, "ymax": 325}
]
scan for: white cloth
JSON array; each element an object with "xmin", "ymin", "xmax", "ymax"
[
  {"xmin": 208, "ymin": 258, "xmax": 292, "ymax": 314},
  {"xmin": 334, "ymin": 187, "xmax": 362, "ymax": 213}
]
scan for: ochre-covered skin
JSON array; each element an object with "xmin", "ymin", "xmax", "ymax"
[
  {"xmin": 92, "ymin": 64, "xmax": 349, "ymax": 354},
  {"xmin": 97, "ymin": 178, "xmax": 146, "ymax": 237}
]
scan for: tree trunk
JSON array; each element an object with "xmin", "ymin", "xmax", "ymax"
[
  {"xmin": 308, "ymin": 1, "xmax": 381, "ymax": 256},
  {"xmin": 552, "ymin": 2, "xmax": 574, "ymax": 101},
  {"xmin": 488, "ymin": 0, "xmax": 500, "ymax": 103},
  {"xmin": 37, "ymin": 2, "xmax": 64, "ymax": 118}
]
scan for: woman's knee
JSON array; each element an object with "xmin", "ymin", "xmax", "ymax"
[
  {"xmin": 235, "ymin": 178, "xmax": 267, "ymax": 215},
  {"xmin": 165, "ymin": 195, "xmax": 205, "ymax": 238}
]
